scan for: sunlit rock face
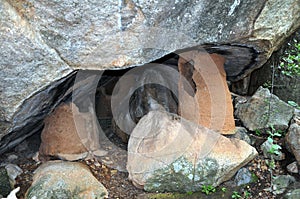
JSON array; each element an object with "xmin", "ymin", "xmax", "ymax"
[
  {"xmin": 25, "ymin": 161, "xmax": 108, "ymax": 199},
  {"xmin": 1, "ymin": 0, "xmax": 299, "ymax": 153},
  {"xmin": 127, "ymin": 111, "xmax": 257, "ymax": 192},
  {"xmin": 178, "ymin": 52, "xmax": 236, "ymax": 134},
  {"xmin": 8, "ymin": 0, "xmax": 300, "ymax": 73},
  {"xmin": 235, "ymin": 87, "xmax": 294, "ymax": 131}
]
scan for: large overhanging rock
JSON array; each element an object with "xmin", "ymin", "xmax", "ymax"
[
  {"xmin": 0, "ymin": 0, "xmax": 74, "ymax": 153},
  {"xmin": 7, "ymin": 0, "xmax": 300, "ymax": 80},
  {"xmin": 0, "ymin": 0, "xmax": 299, "ymax": 153}
]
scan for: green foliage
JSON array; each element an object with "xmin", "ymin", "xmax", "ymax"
[
  {"xmin": 221, "ymin": 187, "xmax": 227, "ymax": 192},
  {"xmin": 267, "ymin": 126, "xmax": 282, "ymax": 156},
  {"xmin": 268, "ymin": 130, "xmax": 282, "ymax": 138},
  {"xmin": 251, "ymin": 172, "xmax": 259, "ymax": 182},
  {"xmin": 255, "ymin": 129, "xmax": 261, "ymax": 136},
  {"xmin": 267, "ymin": 137, "xmax": 282, "ymax": 155},
  {"xmin": 201, "ymin": 185, "xmax": 216, "ymax": 195},
  {"xmin": 263, "ymin": 80, "xmax": 272, "ymax": 89},
  {"xmin": 266, "ymin": 159, "xmax": 276, "ymax": 170},
  {"xmin": 279, "ymin": 40, "xmax": 300, "ymax": 77},
  {"xmin": 243, "ymin": 191, "xmax": 251, "ymax": 199},
  {"xmin": 186, "ymin": 191, "xmax": 193, "ymax": 195},
  {"xmin": 231, "ymin": 191, "xmax": 241, "ymax": 199},
  {"xmin": 288, "ymin": 100, "xmax": 300, "ymax": 109}
]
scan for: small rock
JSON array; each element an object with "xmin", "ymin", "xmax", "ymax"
[
  {"xmin": 92, "ymin": 149, "xmax": 108, "ymax": 157},
  {"xmin": 287, "ymin": 161, "xmax": 299, "ymax": 174},
  {"xmin": 25, "ymin": 160, "xmax": 108, "ymax": 199},
  {"xmin": 5, "ymin": 164, "xmax": 23, "ymax": 186},
  {"xmin": 234, "ymin": 95, "xmax": 248, "ymax": 105},
  {"xmin": 127, "ymin": 111, "xmax": 257, "ymax": 192},
  {"xmin": 227, "ymin": 127, "xmax": 253, "ymax": 145},
  {"xmin": 292, "ymin": 111, "xmax": 300, "ymax": 124},
  {"xmin": 39, "ymin": 102, "xmax": 100, "ymax": 161},
  {"xmin": 272, "ymin": 175, "xmax": 295, "ymax": 195},
  {"xmin": 284, "ymin": 188, "xmax": 300, "ymax": 199},
  {"xmin": 32, "ymin": 152, "xmax": 40, "ymax": 163},
  {"xmin": 260, "ymin": 139, "xmax": 285, "ymax": 160},
  {"xmin": 235, "ymin": 87, "xmax": 294, "ymax": 131},
  {"xmin": 0, "ymin": 167, "xmax": 12, "ymax": 198},
  {"xmin": 234, "ymin": 167, "xmax": 253, "ymax": 186},
  {"xmin": 285, "ymin": 122, "xmax": 300, "ymax": 165},
  {"xmin": 7, "ymin": 155, "xmax": 18, "ymax": 162}
]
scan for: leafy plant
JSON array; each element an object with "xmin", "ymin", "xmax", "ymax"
[
  {"xmin": 231, "ymin": 191, "xmax": 241, "ymax": 199},
  {"xmin": 221, "ymin": 187, "xmax": 227, "ymax": 192},
  {"xmin": 288, "ymin": 100, "xmax": 300, "ymax": 109},
  {"xmin": 186, "ymin": 191, "xmax": 193, "ymax": 195},
  {"xmin": 263, "ymin": 80, "xmax": 272, "ymax": 89},
  {"xmin": 267, "ymin": 126, "xmax": 282, "ymax": 156},
  {"xmin": 267, "ymin": 137, "xmax": 282, "ymax": 155},
  {"xmin": 201, "ymin": 185, "xmax": 216, "ymax": 195},
  {"xmin": 251, "ymin": 172, "xmax": 259, "ymax": 182},
  {"xmin": 265, "ymin": 125, "xmax": 284, "ymax": 191},
  {"xmin": 261, "ymin": 37, "xmax": 299, "ymax": 194},
  {"xmin": 243, "ymin": 191, "xmax": 251, "ymax": 199},
  {"xmin": 279, "ymin": 41, "xmax": 300, "ymax": 77},
  {"xmin": 266, "ymin": 159, "xmax": 276, "ymax": 170},
  {"xmin": 267, "ymin": 126, "xmax": 283, "ymax": 137},
  {"xmin": 255, "ymin": 129, "xmax": 261, "ymax": 136}
]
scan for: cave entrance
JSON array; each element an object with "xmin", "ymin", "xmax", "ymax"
[
  {"xmin": 94, "ymin": 53, "xmax": 180, "ymax": 150},
  {"xmin": 38, "ymin": 47, "xmax": 246, "ymax": 172}
]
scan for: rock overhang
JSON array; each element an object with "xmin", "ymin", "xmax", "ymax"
[{"xmin": 0, "ymin": 0, "xmax": 300, "ymax": 154}]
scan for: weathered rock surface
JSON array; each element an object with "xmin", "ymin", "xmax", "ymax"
[
  {"xmin": 8, "ymin": 0, "xmax": 300, "ymax": 77},
  {"xmin": 285, "ymin": 117, "xmax": 300, "ymax": 165},
  {"xmin": 1, "ymin": 0, "xmax": 300, "ymax": 154},
  {"xmin": 285, "ymin": 188, "xmax": 300, "ymax": 199},
  {"xmin": 235, "ymin": 87, "xmax": 294, "ymax": 131},
  {"xmin": 4, "ymin": 164, "xmax": 22, "ymax": 186},
  {"xmin": 0, "ymin": 167, "xmax": 11, "ymax": 198},
  {"xmin": 227, "ymin": 127, "xmax": 253, "ymax": 145},
  {"xmin": 287, "ymin": 161, "xmax": 299, "ymax": 174},
  {"xmin": 0, "ymin": 0, "xmax": 74, "ymax": 154},
  {"xmin": 127, "ymin": 111, "xmax": 257, "ymax": 192},
  {"xmin": 39, "ymin": 102, "xmax": 100, "ymax": 161},
  {"xmin": 25, "ymin": 161, "xmax": 108, "ymax": 199},
  {"xmin": 234, "ymin": 167, "xmax": 253, "ymax": 186},
  {"xmin": 271, "ymin": 175, "xmax": 296, "ymax": 195},
  {"xmin": 178, "ymin": 52, "xmax": 235, "ymax": 134},
  {"xmin": 1, "ymin": 187, "xmax": 19, "ymax": 199}
]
